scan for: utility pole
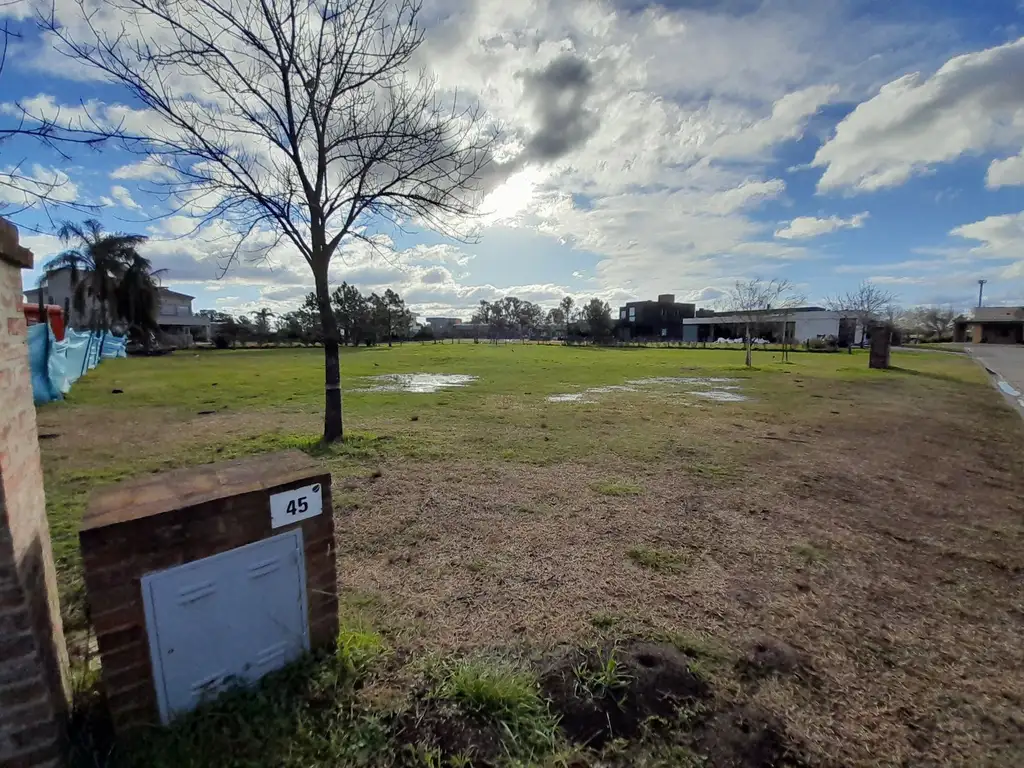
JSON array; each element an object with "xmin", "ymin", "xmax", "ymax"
[{"xmin": 977, "ymin": 279, "xmax": 987, "ymax": 308}]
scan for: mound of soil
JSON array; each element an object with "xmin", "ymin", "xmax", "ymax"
[
  {"xmin": 737, "ymin": 638, "xmax": 814, "ymax": 684},
  {"xmin": 697, "ymin": 704, "xmax": 807, "ymax": 768},
  {"xmin": 540, "ymin": 642, "xmax": 710, "ymax": 749},
  {"xmin": 393, "ymin": 700, "xmax": 506, "ymax": 767}
]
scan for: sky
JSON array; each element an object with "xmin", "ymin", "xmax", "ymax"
[{"xmin": 3, "ymin": 0, "xmax": 1024, "ymax": 320}]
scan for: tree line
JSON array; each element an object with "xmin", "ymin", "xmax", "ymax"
[
  {"xmin": 206, "ymin": 283, "xmax": 413, "ymax": 348},
  {"xmin": 470, "ymin": 296, "xmax": 614, "ymax": 340}
]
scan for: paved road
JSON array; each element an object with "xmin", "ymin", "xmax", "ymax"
[{"xmin": 967, "ymin": 344, "xmax": 1024, "ymax": 407}]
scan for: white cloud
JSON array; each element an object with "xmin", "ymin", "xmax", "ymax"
[
  {"xmin": 110, "ymin": 185, "xmax": 142, "ymax": 210},
  {"xmin": 0, "ymin": 164, "xmax": 80, "ymax": 208},
  {"xmin": 987, "ymin": 152, "xmax": 1024, "ymax": 189},
  {"xmin": 13, "ymin": 0, "xmax": 969, "ymax": 309},
  {"xmin": 111, "ymin": 155, "xmax": 177, "ymax": 181},
  {"xmin": 774, "ymin": 212, "xmax": 869, "ymax": 239},
  {"xmin": 813, "ymin": 36, "xmax": 1024, "ymax": 193},
  {"xmin": 950, "ymin": 211, "xmax": 1024, "ymax": 259},
  {"xmin": 705, "ymin": 85, "xmax": 839, "ymax": 161}
]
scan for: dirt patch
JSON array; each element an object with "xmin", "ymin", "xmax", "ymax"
[
  {"xmin": 393, "ymin": 700, "xmax": 506, "ymax": 766},
  {"xmin": 737, "ymin": 638, "xmax": 814, "ymax": 685},
  {"xmin": 697, "ymin": 704, "xmax": 806, "ymax": 768},
  {"xmin": 541, "ymin": 642, "xmax": 709, "ymax": 748}
]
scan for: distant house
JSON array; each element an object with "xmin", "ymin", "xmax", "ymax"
[
  {"xmin": 954, "ymin": 307, "xmax": 1024, "ymax": 344},
  {"xmin": 23, "ymin": 267, "xmax": 210, "ymax": 345},
  {"xmin": 616, "ymin": 292, "xmax": 861, "ymax": 345},
  {"xmin": 425, "ymin": 317, "xmax": 461, "ymax": 334},
  {"xmin": 154, "ymin": 287, "xmax": 211, "ymax": 345},
  {"xmin": 682, "ymin": 307, "xmax": 860, "ymax": 345},
  {"xmin": 617, "ymin": 294, "xmax": 696, "ymax": 339}
]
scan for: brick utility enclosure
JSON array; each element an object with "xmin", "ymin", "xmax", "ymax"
[
  {"xmin": 0, "ymin": 218, "xmax": 70, "ymax": 768},
  {"xmin": 80, "ymin": 451, "xmax": 338, "ymax": 731}
]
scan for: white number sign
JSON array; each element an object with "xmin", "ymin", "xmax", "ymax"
[{"xmin": 270, "ymin": 483, "xmax": 323, "ymax": 528}]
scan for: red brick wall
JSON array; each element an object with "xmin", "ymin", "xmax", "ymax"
[
  {"xmin": 80, "ymin": 458, "xmax": 337, "ymax": 731},
  {"xmin": 0, "ymin": 219, "xmax": 68, "ymax": 768}
]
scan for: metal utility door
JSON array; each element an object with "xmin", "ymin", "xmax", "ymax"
[{"xmin": 141, "ymin": 530, "xmax": 309, "ymax": 723}]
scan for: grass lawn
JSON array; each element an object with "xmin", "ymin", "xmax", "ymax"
[{"xmin": 40, "ymin": 343, "xmax": 1024, "ymax": 767}]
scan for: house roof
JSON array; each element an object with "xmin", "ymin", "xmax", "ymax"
[{"xmin": 157, "ymin": 286, "xmax": 195, "ymax": 300}]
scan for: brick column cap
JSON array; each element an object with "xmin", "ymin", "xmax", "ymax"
[
  {"xmin": 0, "ymin": 217, "xmax": 35, "ymax": 269},
  {"xmin": 82, "ymin": 450, "xmax": 327, "ymax": 532}
]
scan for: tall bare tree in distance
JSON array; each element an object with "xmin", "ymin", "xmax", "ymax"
[
  {"xmin": 725, "ymin": 278, "xmax": 804, "ymax": 367},
  {"xmin": 826, "ymin": 281, "xmax": 897, "ymax": 349},
  {"xmin": 45, "ymin": 0, "xmax": 495, "ymax": 441}
]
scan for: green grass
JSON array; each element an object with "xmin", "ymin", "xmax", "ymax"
[
  {"xmin": 432, "ymin": 659, "xmax": 559, "ymax": 755},
  {"xmin": 791, "ymin": 541, "xmax": 831, "ymax": 565},
  {"xmin": 573, "ymin": 646, "xmax": 632, "ymax": 699},
  {"xmin": 42, "ymin": 342, "xmax": 1002, "ymax": 766},
  {"xmin": 592, "ymin": 481, "xmax": 643, "ymax": 496},
  {"xmin": 39, "ymin": 343, "xmax": 986, "ymax": 640},
  {"xmin": 626, "ymin": 546, "xmax": 687, "ymax": 573}
]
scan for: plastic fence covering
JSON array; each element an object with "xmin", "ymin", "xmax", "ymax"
[
  {"xmin": 63, "ymin": 330, "xmax": 92, "ymax": 390},
  {"xmin": 27, "ymin": 327, "xmax": 126, "ymax": 405},
  {"xmin": 101, "ymin": 334, "xmax": 127, "ymax": 359},
  {"xmin": 28, "ymin": 323, "xmax": 62, "ymax": 405}
]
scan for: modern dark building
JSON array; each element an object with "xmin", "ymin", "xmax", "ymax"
[{"xmin": 617, "ymin": 294, "xmax": 696, "ymax": 340}]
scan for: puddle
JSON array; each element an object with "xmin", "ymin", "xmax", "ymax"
[
  {"xmin": 355, "ymin": 373, "xmax": 477, "ymax": 393},
  {"xmin": 547, "ymin": 393, "xmax": 591, "ymax": 403},
  {"xmin": 548, "ymin": 377, "xmax": 748, "ymax": 404},
  {"xmin": 626, "ymin": 377, "xmax": 738, "ymax": 386},
  {"xmin": 997, "ymin": 380, "xmax": 1020, "ymax": 398},
  {"xmin": 691, "ymin": 390, "xmax": 748, "ymax": 402}
]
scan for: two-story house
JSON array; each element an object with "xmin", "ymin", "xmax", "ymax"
[{"xmin": 23, "ymin": 267, "xmax": 210, "ymax": 345}]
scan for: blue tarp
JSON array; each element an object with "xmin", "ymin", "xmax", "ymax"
[
  {"xmin": 28, "ymin": 323, "xmax": 62, "ymax": 405},
  {"xmin": 62, "ymin": 330, "xmax": 93, "ymax": 391},
  {"xmin": 28, "ymin": 326, "xmax": 125, "ymax": 404},
  {"xmin": 101, "ymin": 334, "xmax": 127, "ymax": 359}
]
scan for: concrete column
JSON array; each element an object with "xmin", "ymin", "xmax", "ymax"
[{"xmin": 0, "ymin": 218, "xmax": 69, "ymax": 768}]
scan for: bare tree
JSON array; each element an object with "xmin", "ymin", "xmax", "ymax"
[
  {"xmin": 725, "ymin": 278, "xmax": 803, "ymax": 367},
  {"xmin": 900, "ymin": 305, "xmax": 957, "ymax": 341},
  {"xmin": 45, "ymin": 0, "xmax": 495, "ymax": 442},
  {"xmin": 825, "ymin": 281, "xmax": 897, "ymax": 349}
]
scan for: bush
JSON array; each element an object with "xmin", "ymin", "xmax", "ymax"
[
  {"xmin": 212, "ymin": 333, "xmax": 232, "ymax": 349},
  {"xmin": 805, "ymin": 336, "xmax": 838, "ymax": 353}
]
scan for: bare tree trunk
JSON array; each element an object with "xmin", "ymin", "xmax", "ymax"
[
  {"xmin": 315, "ymin": 269, "xmax": 343, "ymax": 443},
  {"xmin": 745, "ymin": 322, "xmax": 752, "ymax": 367}
]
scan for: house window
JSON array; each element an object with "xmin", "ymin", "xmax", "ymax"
[
  {"xmin": 628, "ymin": 307, "xmax": 636, "ymax": 321},
  {"xmin": 619, "ymin": 309, "xmax": 627, "ymax": 320}
]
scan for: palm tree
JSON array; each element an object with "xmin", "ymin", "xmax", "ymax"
[
  {"xmin": 116, "ymin": 255, "xmax": 166, "ymax": 345},
  {"xmin": 45, "ymin": 219, "xmax": 154, "ymax": 334},
  {"xmin": 253, "ymin": 307, "xmax": 275, "ymax": 346}
]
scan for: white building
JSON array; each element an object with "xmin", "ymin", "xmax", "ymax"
[{"xmin": 680, "ymin": 307, "xmax": 862, "ymax": 345}]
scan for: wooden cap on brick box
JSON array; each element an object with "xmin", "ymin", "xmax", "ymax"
[{"xmin": 79, "ymin": 450, "xmax": 338, "ymax": 731}]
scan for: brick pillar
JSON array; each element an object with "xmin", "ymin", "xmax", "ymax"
[
  {"xmin": 869, "ymin": 324, "xmax": 892, "ymax": 369},
  {"xmin": 0, "ymin": 218, "xmax": 69, "ymax": 768}
]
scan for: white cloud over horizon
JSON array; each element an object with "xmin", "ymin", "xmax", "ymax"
[
  {"xmin": 813, "ymin": 36, "xmax": 1024, "ymax": 193},
  {"xmin": 6, "ymin": 0, "xmax": 1024, "ymax": 316},
  {"xmin": 775, "ymin": 212, "xmax": 869, "ymax": 239}
]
